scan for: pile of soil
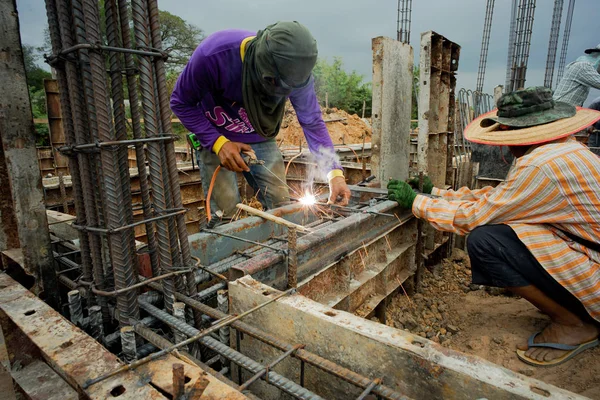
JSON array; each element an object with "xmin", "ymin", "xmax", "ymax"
[
  {"xmin": 279, "ymin": 102, "xmax": 371, "ymax": 147},
  {"xmin": 386, "ymin": 249, "xmax": 600, "ymax": 397}
]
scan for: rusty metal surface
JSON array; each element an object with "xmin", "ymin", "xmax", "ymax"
[
  {"xmin": 0, "ymin": 272, "xmax": 165, "ymax": 399},
  {"xmin": 230, "ymin": 201, "xmax": 412, "ymax": 290}
]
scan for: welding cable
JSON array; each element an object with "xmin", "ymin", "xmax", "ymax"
[
  {"xmin": 334, "ymin": 145, "xmax": 361, "ymax": 164},
  {"xmin": 284, "ymin": 152, "xmax": 305, "ymax": 176},
  {"xmin": 206, "ymin": 165, "xmax": 221, "ymax": 223}
]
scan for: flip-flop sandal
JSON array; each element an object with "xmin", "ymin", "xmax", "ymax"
[{"xmin": 516, "ymin": 331, "xmax": 599, "ymax": 367}]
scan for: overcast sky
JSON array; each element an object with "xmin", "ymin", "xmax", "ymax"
[{"xmin": 16, "ymin": 0, "xmax": 600, "ymax": 105}]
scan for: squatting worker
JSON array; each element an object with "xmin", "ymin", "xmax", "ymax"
[
  {"xmin": 553, "ymin": 44, "xmax": 600, "ymax": 107},
  {"xmin": 388, "ymin": 87, "xmax": 600, "ymax": 367},
  {"xmin": 170, "ymin": 21, "xmax": 351, "ymax": 220}
]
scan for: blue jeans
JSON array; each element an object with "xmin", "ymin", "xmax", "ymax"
[
  {"xmin": 589, "ymin": 131, "xmax": 600, "ymax": 148},
  {"xmin": 197, "ymin": 140, "xmax": 290, "ymax": 217}
]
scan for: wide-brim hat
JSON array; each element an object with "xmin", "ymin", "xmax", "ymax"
[
  {"xmin": 584, "ymin": 44, "xmax": 600, "ymax": 54},
  {"xmin": 464, "ymin": 87, "xmax": 600, "ymax": 146}
]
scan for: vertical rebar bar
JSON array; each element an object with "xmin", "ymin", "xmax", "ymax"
[
  {"xmin": 115, "ymin": 0, "xmax": 161, "ymax": 278},
  {"xmin": 79, "ymin": 0, "xmax": 140, "ymax": 324},
  {"xmin": 120, "ymin": 326, "xmax": 137, "ymax": 362},
  {"xmin": 217, "ymin": 289, "xmax": 230, "ymax": 369},
  {"xmin": 556, "ymin": 0, "xmax": 575, "ymax": 84},
  {"xmin": 89, "ymin": 305, "xmax": 105, "ymax": 342},
  {"xmin": 43, "ymin": 0, "xmax": 94, "ymax": 290},
  {"xmin": 53, "ymin": 0, "xmax": 110, "ymax": 323},
  {"xmin": 287, "ymin": 228, "xmax": 298, "ymax": 288},
  {"xmin": 544, "ymin": 0, "xmax": 564, "ymax": 88},
  {"xmin": 129, "ymin": 0, "xmax": 177, "ymax": 315},
  {"xmin": 68, "ymin": 290, "xmax": 84, "ymax": 327},
  {"xmin": 173, "ymin": 302, "xmax": 188, "ymax": 351},
  {"xmin": 104, "ymin": 0, "xmax": 141, "ymax": 288},
  {"xmin": 145, "ymin": 0, "xmax": 203, "ymax": 328}
]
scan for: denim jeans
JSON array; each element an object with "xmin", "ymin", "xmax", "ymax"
[
  {"xmin": 197, "ymin": 140, "xmax": 290, "ymax": 217},
  {"xmin": 589, "ymin": 131, "xmax": 600, "ymax": 148}
]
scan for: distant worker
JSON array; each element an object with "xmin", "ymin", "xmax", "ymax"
[
  {"xmin": 553, "ymin": 44, "xmax": 600, "ymax": 106},
  {"xmin": 388, "ymin": 87, "xmax": 600, "ymax": 366},
  {"xmin": 587, "ymin": 97, "xmax": 600, "ymax": 149},
  {"xmin": 171, "ymin": 21, "xmax": 351, "ymax": 222}
]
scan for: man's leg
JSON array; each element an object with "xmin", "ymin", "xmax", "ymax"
[
  {"xmin": 197, "ymin": 148, "xmax": 241, "ymax": 218},
  {"xmin": 467, "ymin": 225, "xmax": 599, "ymax": 363},
  {"xmin": 244, "ymin": 140, "xmax": 290, "ymax": 209}
]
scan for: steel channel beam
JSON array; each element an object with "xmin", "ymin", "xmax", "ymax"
[
  {"xmin": 146, "ymin": 282, "xmax": 406, "ymax": 400},
  {"xmin": 230, "ymin": 202, "xmax": 411, "ymax": 290},
  {"xmin": 138, "ymin": 300, "xmax": 324, "ymax": 400}
]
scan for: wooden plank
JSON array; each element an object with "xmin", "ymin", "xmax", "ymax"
[{"xmin": 12, "ymin": 360, "xmax": 78, "ymax": 400}]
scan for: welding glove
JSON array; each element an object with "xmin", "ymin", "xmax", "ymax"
[
  {"xmin": 387, "ymin": 180, "xmax": 417, "ymax": 209},
  {"xmin": 407, "ymin": 176, "xmax": 434, "ymax": 194}
]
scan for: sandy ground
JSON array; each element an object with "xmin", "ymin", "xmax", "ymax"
[
  {"xmin": 279, "ymin": 102, "xmax": 371, "ymax": 147},
  {"xmin": 386, "ymin": 249, "xmax": 600, "ymax": 398}
]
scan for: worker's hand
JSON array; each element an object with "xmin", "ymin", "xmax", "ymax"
[
  {"xmin": 406, "ymin": 176, "xmax": 434, "ymax": 194},
  {"xmin": 218, "ymin": 141, "xmax": 253, "ymax": 172},
  {"xmin": 328, "ymin": 176, "xmax": 351, "ymax": 206},
  {"xmin": 387, "ymin": 179, "xmax": 417, "ymax": 209}
]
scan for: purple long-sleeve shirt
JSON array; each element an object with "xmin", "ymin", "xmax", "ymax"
[{"xmin": 170, "ymin": 29, "xmax": 338, "ymax": 169}]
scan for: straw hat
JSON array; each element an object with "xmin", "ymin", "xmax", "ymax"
[{"xmin": 464, "ymin": 87, "xmax": 600, "ymax": 146}]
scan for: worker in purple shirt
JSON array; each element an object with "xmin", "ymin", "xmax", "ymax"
[{"xmin": 171, "ymin": 21, "xmax": 351, "ymax": 221}]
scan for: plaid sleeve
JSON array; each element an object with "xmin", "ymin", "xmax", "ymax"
[
  {"xmin": 431, "ymin": 186, "xmax": 495, "ymax": 201},
  {"xmin": 413, "ymin": 165, "xmax": 557, "ymax": 235}
]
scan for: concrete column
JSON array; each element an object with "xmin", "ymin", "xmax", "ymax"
[
  {"xmin": 0, "ymin": 0, "xmax": 59, "ymax": 308},
  {"xmin": 370, "ymin": 37, "xmax": 413, "ymax": 185}
]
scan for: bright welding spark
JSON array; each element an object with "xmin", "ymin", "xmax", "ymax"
[{"xmin": 299, "ymin": 192, "xmax": 317, "ymax": 206}]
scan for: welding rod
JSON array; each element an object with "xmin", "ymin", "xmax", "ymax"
[
  {"xmin": 310, "ymin": 201, "xmax": 395, "ymax": 217},
  {"xmin": 236, "ymin": 203, "xmax": 312, "ymax": 232},
  {"xmin": 82, "ymin": 288, "xmax": 295, "ymax": 389}
]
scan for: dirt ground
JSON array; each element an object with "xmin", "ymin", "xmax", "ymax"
[
  {"xmin": 279, "ymin": 102, "xmax": 371, "ymax": 147},
  {"xmin": 386, "ymin": 249, "xmax": 600, "ymax": 398}
]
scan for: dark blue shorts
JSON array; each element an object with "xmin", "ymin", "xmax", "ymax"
[{"xmin": 467, "ymin": 224, "xmax": 590, "ymax": 320}]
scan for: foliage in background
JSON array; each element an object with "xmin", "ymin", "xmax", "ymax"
[
  {"xmin": 23, "ymin": 45, "xmax": 52, "ymax": 146},
  {"xmin": 159, "ymin": 10, "xmax": 204, "ymax": 72},
  {"xmin": 412, "ymin": 66, "xmax": 420, "ymax": 126},
  {"xmin": 312, "ymin": 57, "xmax": 372, "ymax": 117}
]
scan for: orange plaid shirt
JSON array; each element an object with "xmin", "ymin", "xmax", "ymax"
[{"xmin": 413, "ymin": 138, "xmax": 600, "ymax": 320}]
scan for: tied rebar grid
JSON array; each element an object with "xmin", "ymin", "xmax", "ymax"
[
  {"xmin": 556, "ymin": 0, "xmax": 575, "ymax": 84},
  {"xmin": 44, "ymin": 0, "xmax": 197, "ymax": 328},
  {"xmin": 475, "ymin": 0, "xmax": 495, "ymax": 94},
  {"xmin": 544, "ymin": 0, "xmax": 564, "ymax": 88},
  {"xmin": 505, "ymin": 0, "xmax": 537, "ymax": 92},
  {"xmin": 396, "ymin": 0, "xmax": 412, "ymax": 44}
]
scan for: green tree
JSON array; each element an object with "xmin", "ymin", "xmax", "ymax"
[
  {"xmin": 312, "ymin": 57, "xmax": 372, "ymax": 117},
  {"xmin": 159, "ymin": 10, "xmax": 204, "ymax": 71},
  {"xmin": 23, "ymin": 44, "xmax": 52, "ymax": 92},
  {"xmin": 412, "ymin": 66, "xmax": 420, "ymax": 122}
]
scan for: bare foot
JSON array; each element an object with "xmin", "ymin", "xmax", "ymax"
[{"xmin": 517, "ymin": 322, "xmax": 599, "ymax": 362}]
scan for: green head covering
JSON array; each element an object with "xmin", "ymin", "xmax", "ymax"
[
  {"xmin": 243, "ymin": 21, "xmax": 318, "ymax": 138},
  {"xmin": 480, "ymin": 86, "xmax": 576, "ymax": 128}
]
